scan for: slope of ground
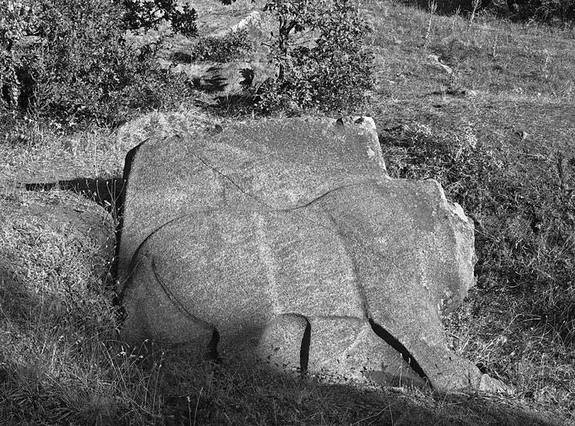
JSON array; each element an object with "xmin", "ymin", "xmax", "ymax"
[
  {"xmin": 366, "ymin": 0, "xmax": 575, "ymax": 419},
  {"xmin": 0, "ymin": 0, "xmax": 573, "ymax": 424}
]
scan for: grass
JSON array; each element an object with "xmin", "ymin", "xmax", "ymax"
[
  {"xmin": 0, "ymin": 0, "xmax": 574, "ymax": 424},
  {"xmin": 365, "ymin": 0, "xmax": 575, "ymax": 418}
]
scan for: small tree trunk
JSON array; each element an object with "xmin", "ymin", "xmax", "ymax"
[{"xmin": 277, "ymin": 18, "xmax": 296, "ymax": 82}]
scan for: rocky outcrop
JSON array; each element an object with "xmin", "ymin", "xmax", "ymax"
[{"xmin": 117, "ymin": 116, "xmax": 509, "ymax": 393}]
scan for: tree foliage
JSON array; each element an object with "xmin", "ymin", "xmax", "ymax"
[
  {"xmin": 0, "ymin": 0, "xmax": 197, "ymax": 128},
  {"xmin": 123, "ymin": 0, "xmax": 197, "ymax": 37},
  {"xmin": 0, "ymin": 1, "xmax": 38, "ymax": 112},
  {"xmin": 254, "ymin": 0, "xmax": 375, "ymax": 114}
]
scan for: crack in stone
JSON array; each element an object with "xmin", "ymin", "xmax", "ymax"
[
  {"xmin": 190, "ymin": 152, "xmax": 273, "ymax": 209},
  {"xmin": 276, "ymin": 181, "xmax": 369, "ymax": 213},
  {"xmin": 368, "ymin": 318, "xmax": 430, "ymax": 385},
  {"xmin": 300, "ymin": 318, "xmax": 311, "ymax": 373},
  {"xmin": 190, "ymin": 150, "xmax": 384, "ymax": 214}
]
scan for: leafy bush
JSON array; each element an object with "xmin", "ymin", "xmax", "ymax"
[
  {"xmin": 171, "ymin": 29, "xmax": 252, "ymax": 64},
  {"xmin": 123, "ymin": 0, "xmax": 198, "ymax": 37},
  {"xmin": 0, "ymin": 0, "xmax": 197, "ymax": 128},
  {"xmin": 0, "ymin": 1, "xmax": 38, "ymax": 113},
  {"xmin": 192, "ymin": 30, "xmax": 253, "ymax": 63},
  {"xmin": 254, "ymin": 0, "xmax": 375, "ymax": 114}
]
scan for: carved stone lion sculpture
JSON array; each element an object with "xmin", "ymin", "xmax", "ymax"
[{"xmin": 117, "ymin": 116, "xmax": 509, "ymax": 393}]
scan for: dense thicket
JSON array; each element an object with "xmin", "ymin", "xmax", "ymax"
[
  {"xmin": 1, "ymin": 0, "xmax": 376, "ymax": 127},
  {"xmin": 254, "ymin": 0, "xmax": 374, "ymax": 114},
  {"xmin": 0, "ymin": 0, "xmax": 197, "ymax": 128}
]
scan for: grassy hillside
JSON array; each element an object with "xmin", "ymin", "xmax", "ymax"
[
  {"xmin": 366, "ymin": 0, "xmax": 575, "ymax": 416},
  {"xmin": 1, "ymin": 0, "xmax": 574, "ymax": 424}
]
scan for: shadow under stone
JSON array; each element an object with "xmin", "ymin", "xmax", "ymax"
[
  {"xmin": 132, "ymin": 341, "xmax": 561, "ymax": 426},
  {"xmin": 25, "ymin": 177, "xmax": 125, "ymax": 216},
  {"xmin": 25, "ymin": 177, "xmax": 127, "ymax": 280}
]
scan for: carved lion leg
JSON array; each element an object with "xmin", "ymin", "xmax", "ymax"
[
  {"xmin": 307, "ymin": 317, "xmax": 426, "ymax": 388},
  {"xmin": 256, "ymin": 313, "xmax": 310, "ymax": 373},
  {"xmin": 121, "ymin": 254, "xmax": 217, "ymax": 359}
]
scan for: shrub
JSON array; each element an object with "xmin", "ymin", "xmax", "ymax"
[
  {"xmin": 0, "ymin": 0, "xmax": 197, "ymax": 129},
  {"xmin": 254, "ymin": 0, "xmax": 375, "ymax": 115},
  {"xmin": 171, "ymin": 29, "xmax": 252, "ymax": 65},
  {"xmin": 188, "ymin": 29, "xmax": 253, "ymax": 63},
  {"xmin": 123, "ymin": 0, "xmax": 198, "ymax": 37},
  {"xmin": 0, "ymin": 1, "xmax": 38, "ymax": 113}
]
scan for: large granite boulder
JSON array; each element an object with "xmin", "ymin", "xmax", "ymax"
[{"xmin": 117, "ymin": 116, "xmax": 508, "ymax": 393}]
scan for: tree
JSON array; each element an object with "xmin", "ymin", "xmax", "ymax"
[{"xmin": 255, "ymin": 0, "xmax": 375, "ymax": 114}]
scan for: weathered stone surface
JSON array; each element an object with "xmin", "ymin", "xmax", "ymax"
[
  {"xmin": 117, "ymin": 117, "xmax": 385, "ymax": 281},
  {"xmin": 118, "ymin": 116, "xmax": 509, "ymax": 393},
  {"xmin": 257, "ymin": 314, "xmax": 308, "ymax": 373},
  {"xmin": 306, "ymin": 317, "xmax": 425, "ymax": 388}
]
